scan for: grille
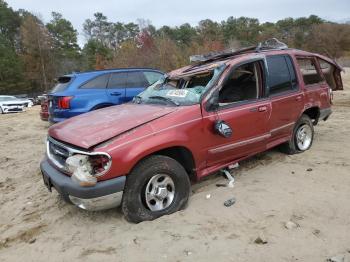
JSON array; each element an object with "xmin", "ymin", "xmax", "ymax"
[
  {"xmin": 46, "ymin": 137, "xmax": 111, "ymax": 176},
  {"xmin": 47, "ymin": 138, "xmax": 73, "ymax": 173},
  {"xmin": 7, "ymin": 104, "xmax": 23, "ymax": 107}
]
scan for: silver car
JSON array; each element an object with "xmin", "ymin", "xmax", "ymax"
[{"xmin": 0, "ymin": 96, "xmax": 32, "ymax": 114}]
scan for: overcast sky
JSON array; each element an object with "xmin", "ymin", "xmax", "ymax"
[{"xmin": 6, "ymin": 0, "xmax": 350, "ymax": 46}]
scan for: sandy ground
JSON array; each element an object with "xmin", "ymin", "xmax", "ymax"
[{"xmin": 1, "ymin": 70, "xmax": 350, "ymax": 262}]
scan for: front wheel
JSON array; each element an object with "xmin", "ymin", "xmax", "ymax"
[
  {"xmin": 280, "ymin": 114, "xmax": 314, "ymax": 154},
  {"xmin": 122, "ymin": 155, "xmax": 191, "ymax": 223}
]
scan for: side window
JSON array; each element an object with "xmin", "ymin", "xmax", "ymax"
[
  {"xmin": 107, "ymin": 72, "xmax": 128, "ymax": 89},
  {"xmin": 127, "ymin": 72, "xmax": 149, "ymax": 88},
  {"xmin": 318, "ymin": 59, "xmax": 337, "ymax": 90},
  {"xmin": 266, "ymin": 55, "xmax": 296, "ymax": 96},
  {"xmin": 80, "ymin": 74, "xmax": 109, "ymax": 89},
  {"xmin": 218, "ymin": 61, "xmax": 260, "ymax": 105},
  {"xmin": 143, "ymin": 71, "xmax": 163, "ymax": 85},
  {"xmin": 296, "ymin": 58, "xmax": 323, "ymax": 86}
]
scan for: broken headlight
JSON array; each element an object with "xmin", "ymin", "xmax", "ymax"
[
  {"xmin": 66, "ymin": 154, "xmax": 111, "ymax": 187},
  {"xmin": 89, "ymin": 154, "xmax": 111, "ymax": 176}
]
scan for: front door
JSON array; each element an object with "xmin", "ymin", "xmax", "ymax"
[{"xmin": 202, "ymin": 59, "xmax": 271, "ymax": 167}]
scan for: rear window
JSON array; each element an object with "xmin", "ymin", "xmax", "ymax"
[
  {"xmin": 297, "ymin": 58, "xmax": 323, "ymax": 85},
  {"xmin": 51, "ymin": 77, "xmax": 72, "ymax": 93},
  {"xmin": 266, "ymin": 55, "xmax": 297, "ymax": 96}
]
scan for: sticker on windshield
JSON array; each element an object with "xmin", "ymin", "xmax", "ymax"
[{"xmin": 166, "ymin": 89, "xmax": 188, "ymax": 98}]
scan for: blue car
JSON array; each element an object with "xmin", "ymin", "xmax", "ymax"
[{"xmin": 48, "ymin": 68, "xmax": 164, "ymax": 123}]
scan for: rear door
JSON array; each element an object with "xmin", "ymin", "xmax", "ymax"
[
  {"xmin": 266, "ymin": 55, "xmax": 303, "ymax": 146},
  {"xmin": 106, "ymin": 72, "xmax": 127, "ymax": 104},
  {"xmin": 125, "ymin": 71, "xmax": 163, "ymax": 102}
]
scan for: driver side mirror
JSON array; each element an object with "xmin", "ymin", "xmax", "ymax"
[{"xmin": 214, "ymin": 120, "xmax": 233, "ymax": 138}]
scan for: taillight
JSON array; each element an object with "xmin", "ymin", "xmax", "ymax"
[
  {"xmin": 58, "ymin": 96, "xmax": 73, "ymax": 109},
  {"xmin": 328, "ymin": 88, "xmax": 333, "ymax": 105}
]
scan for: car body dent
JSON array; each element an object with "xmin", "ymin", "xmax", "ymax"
[{"xmin": 48, "ymin": 103, "xmax": 178, "ymax": 148}]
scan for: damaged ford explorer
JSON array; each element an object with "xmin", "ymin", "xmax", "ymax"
[{"xmin": 40, "ymin": 39, "xmax": 343, "ymax": 222}]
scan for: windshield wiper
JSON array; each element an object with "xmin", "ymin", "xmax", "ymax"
[
  {"xmin": 133, "ymin": 95, "xmax": 143, "ymax": 104},
  {"xmin": 149, "ymin": 96, "xmax": 180, "ymax": 106}
]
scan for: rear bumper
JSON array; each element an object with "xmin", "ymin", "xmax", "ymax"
[
  {"xmin": 40, "ymin": 158, "xmax": 126, "ymax": 211},
  {"xmin": 40, "ymin": 111, "xmax": 49, "ymax": 121},
  {"xmin": 319, "ymin": 108, "xmax": 332, "ymax": 121}
]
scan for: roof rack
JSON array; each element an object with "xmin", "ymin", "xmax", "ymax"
[
  {"xmin": 189, "ymin": 38, "xmax": 288, "ymax": 64},
  {"xmin": 256, "ymin": 38, "xmax": 288, "ymax": 51}
]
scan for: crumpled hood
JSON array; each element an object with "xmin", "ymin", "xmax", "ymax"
[{"xmin": 48, "ymin": 103, "xmax": 177, "ymax": 149}]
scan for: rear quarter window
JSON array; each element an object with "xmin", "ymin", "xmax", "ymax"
[
  {"xmin": 80, "ymin": 74, "xmax": 110, "ymax": 89},
  {"xmin": 296, "ymin": 58, "xmax": 323, "ymax": 86}
]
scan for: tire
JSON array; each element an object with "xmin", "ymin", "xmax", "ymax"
[
  {"xmin": 280, "ymin": 114, "xmax": 314, "ymax": 154},
  {"xmin": 0, "ymin": 107, "xmax": 3, "ymax": 114},
  {"xmin": 122, "ymin": 155, "xmax": 191, "ymax": 223}
]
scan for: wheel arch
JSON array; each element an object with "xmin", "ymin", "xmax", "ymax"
[
  {"xmin": 90, "ymin": 103, "xmax": 114, "ymax": 111},
  {"xmin": 130, "ymin": 146, "xmax": 197, "ymax": 181},
  {"xmin": 302, "ymin": 107, "xmax": 320, "ymax": 125}
]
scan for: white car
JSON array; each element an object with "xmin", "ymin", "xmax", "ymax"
[{"xmin": 0, "ymin": 96, "xmax": 30, "ymax": 114}]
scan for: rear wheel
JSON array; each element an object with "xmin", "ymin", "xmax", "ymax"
[
  {"xmin": 280, "ymin": 114, "xmax": 314, "ymax": 154},
  {"xmin": 122, "ymin": 155, "xmax": 190, "ymax": 223}
]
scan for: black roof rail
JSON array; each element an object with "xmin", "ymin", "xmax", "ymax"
[{"xmin": 71, "ymin": 67, "xmax": 161, "ymax": 74}]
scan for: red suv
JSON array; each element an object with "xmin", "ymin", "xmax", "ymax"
[{"xmin": 40, "ymin": 41, "xmax": 343, "ymax": 222}]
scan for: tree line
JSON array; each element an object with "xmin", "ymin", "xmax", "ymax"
[{"xmin": 1, "ymin": 0, "xmax": 350, "ymax": 95}]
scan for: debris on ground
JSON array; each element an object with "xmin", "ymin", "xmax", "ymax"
[
  {"xmin": 312, "ymin": 229, "xmax": 321, "ymax": 237},
  {"xmin": 254, "ymin": 235, "xmax": 268, "ymax": 245},
  {"xmin": 28, "ymin": 239, "xmax": 36, "ymax": 244},
  {"xmin": 284, "ymin": 220, "xmax": 299, "ymax": 229},
  {"xmin": 306, "ymin": 168, "xmax": 313, "ymax": 172},
  {"xmin": 220, "ymin": 169, "xmax": 235, "ymax": 188},
  {"xmin": 206, "ymin": 194, "xmax": 211, "ymax": 199},
  {"xmin": 327, "ymin": 254, "xmax": 346, "ymax": 262},
  {"xmin": 184, "ymin": 250, "xmax": 192, "ymax": 256},
  {"xmin": 224, "ymin": 197, "xmax": 236, "ymax": 207}
]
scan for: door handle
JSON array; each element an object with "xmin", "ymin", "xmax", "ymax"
[
  {"xmin": 295, "ymin": 95, "xmax": 302, "ymax": 101},
  {"xmin": 258, "ymin": 106, "xmax": 268, "ymax": 112},
  {"xmin": 110, "ymin": 92, "xmax": 121, "ymax": 96}
]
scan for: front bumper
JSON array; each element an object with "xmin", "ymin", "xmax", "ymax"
[
  {"xmin": 40, "ymin": 158, "xmax": 126, "ymax": 211},
  {"xmin": 1, "ymin": 105, "xmax": 25, "ymax": 113}
]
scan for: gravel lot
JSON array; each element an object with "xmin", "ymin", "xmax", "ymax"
[{"xmin": 0, "ymin": 70, "xmax": 350, "ymax": 262}]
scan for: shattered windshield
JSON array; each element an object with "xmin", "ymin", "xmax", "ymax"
[{"xmin": 134, "ymin": 64, "xmax": 226, "ymax": 106}]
